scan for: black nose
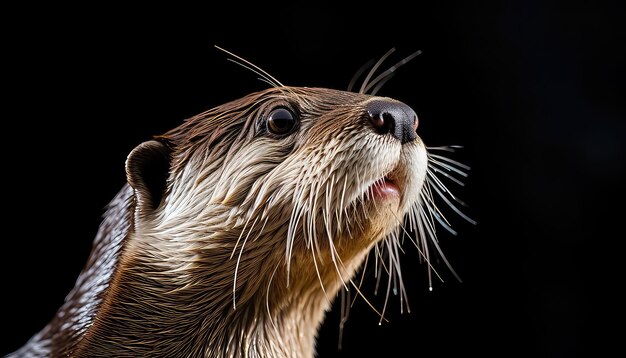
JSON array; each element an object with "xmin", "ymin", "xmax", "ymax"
[{"xmin": 366, "ymin": 99, "xmax": 418, "ymax": 145}]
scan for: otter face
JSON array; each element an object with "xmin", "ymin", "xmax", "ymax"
[{"xmin": 124, "ymin": 86, "xmax": 430, "ymax": 308}]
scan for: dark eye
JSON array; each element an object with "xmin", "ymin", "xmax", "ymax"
[{"xmin": 267, "ymin": 108, "xmax": 297, "ymax": 135}]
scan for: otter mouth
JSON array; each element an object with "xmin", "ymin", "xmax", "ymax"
[{"xmin": 369, "ymin": 176, "xmax": 401, "ymax": 200}]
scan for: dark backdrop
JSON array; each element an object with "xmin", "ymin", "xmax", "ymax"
[{"xmin": 2, "ymin": 1, "xmax": 624, "ymax": 357}]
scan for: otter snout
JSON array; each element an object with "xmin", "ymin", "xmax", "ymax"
[{"xmin": 366, "ymin": 99, "xmax": 418, "ymax": 144}]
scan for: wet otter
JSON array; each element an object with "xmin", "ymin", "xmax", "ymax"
[{"xmin": 10, "ymin": 51, "xmax": 470, "ymax": 357}]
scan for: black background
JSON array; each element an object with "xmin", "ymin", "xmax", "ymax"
[{"xmin": 2, "ymin": 1, "xmax": 625, "ymax": 357}]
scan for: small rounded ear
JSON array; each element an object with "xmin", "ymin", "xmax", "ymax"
[{"xmin": 125, "ymin": 140, "xmax": 171, "ymax": 213}]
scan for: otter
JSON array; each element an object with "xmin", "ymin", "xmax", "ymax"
[{"xmin": 9, "ymin": 50, "xmax": 470, "ymax": 357}]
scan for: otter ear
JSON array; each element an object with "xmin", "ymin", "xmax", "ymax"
[{"xmin": 125, "ymin": 140, "xmax": 171, "ymax": 213}]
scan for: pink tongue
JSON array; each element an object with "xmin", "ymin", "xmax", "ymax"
[{"xmin": 371, "ymin": 179, "xmax": 400, "ymax": 199}]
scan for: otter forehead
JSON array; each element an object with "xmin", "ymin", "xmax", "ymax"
[
  {"xmin": 256, "ymin": 86, "xmax": 374, "ymax": 105},
  {"xmin": 162, "ymin": 86, "xmax": 415, "ymax": 159}
]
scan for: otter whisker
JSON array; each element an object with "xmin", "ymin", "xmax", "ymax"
[
  {"xmin": 351, "ymin": 251, "xmax": 371, "ymax": 307},
  {"xmin": 429, "ymin": 153, "xmax": 471, "ymax": 171},
  {"xmin": 286, "ymin": 185, "xmax": 307, "ymax": 282},
  {"xmin": 425, "ymin": 204, "xmax": 458, "ymax": 236},
  {"xmin": 225, "ymin": 58, "xmax": 279, "ymax": 88},
  {"xmin": 347, "ymin": 59, "xmax": 375, "ymax": 93},
  {"xmin": 373, "ymin": 242, "xmax": 391, "ymax": 296},
  {"xmin": 428, "ymin": 166, "xmax": 466, "ymax": 187},
  {"xmin": 338, "ymin": 175, "xmax": 349, "ymax": 228},
  {"xmin": 427, "ymin": 144, "xmax": 464, "ymax": 152},
  {"xmin": 378, "ymin": 245, "xmax": 394, "ymax": 325},
  {"xmin": 326, "ymin": 230, "xmax": 349, "ymax": 292},
  {"xmin": 266, "ymin": 261, "xmax": 282, "ymax": 332},
  {"xmin": 233, "ymin": 216, "xmax": 260, "ymax": 310},
  {"xmin": 426, "ymin": 168, "xmax": 467, "ymax": 207},
  {"xmin": 285, "ymin": 202, "xmax": 302, "ymax": 285},
  {"xmin": 310, "ymin": 235, "xmax": 331, "ymax": 304},
  {"xmin": 428, "ymin": 178, "xmax": 476, "ymax": 225},
  {"xmin": 286, "ymin": 180, "xmax": 312, "ymax": 284},
  {"xmin": 359, "ymin": 48, "xmax": 396, "ymax": 94},
  {"xmin": 428, "ymin": 158, "xmax": 469, "ymax": 178},
  {"xmin": 310, "ymin": 181, "xmax": 324, "ymax": 261},
  {"xmin": 421, "ymin": 181, "xmax": 456, "ymax": 232},
  {"xmin": 348, "ymin": 279, "xmax": 389, "ymax": 323},
  {"xmin": 355, "ymin": 171, "xmax": 370, "ymax": 222},
  {"xmin": 325, "ymin": 175, "xmax": 336, "ymax": 235},
  {"xmin": 369, "ymin": 72, "xmax": 396, "ymax": 96},
  {"xmin": 363, "ymin": 49, "xmax": 422, "ymax": 95},
  {"xmin": 323, "ymin": 178, "xmax": 349, "ymax": 291},
  {"xmin": 377, "ymin": 243, "xmax": 392, "ymax": 277},
  {"xmin": 230, "ymin": 212, "xmax": 255, "ymax": 260},
  {"xmin": 391, "ymin": 233, "xmax": 410, "ymax": 313},
  {"xmin": 215, "ymin": 45, "xmax": 284, "ymax": 87},
  {"xmin": 394, "ymin": 208, "xmax": 444, "ymax": 283},
  {"xmin": 257, "ymin": 77, "xmax": 279, "ymax": 88},
  {"xmin": 338, "ymin": 287, "xmax": 350, "ymax": 350},
  {"xmin": 417, "ymin": 203, "xmax": 462, "ymax": 282},
  {"xmin": 416, "ymin": 209, "xmax": 434, "ymax": 289},
  {"xmin": 380, "ymin": 232, "xmax": 408, "ymax": 320}
]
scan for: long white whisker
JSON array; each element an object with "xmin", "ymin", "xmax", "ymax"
[
  {"xmin": 369, "ymin": 73, "xmax": 396, "ymax": 96},
  {"xmin": 427, "ymin": 172, "xmax": 470, "ymax": 208},
  {"xmin": 225, "ymin": 59, "xmax": 279, "ymax": 88},
  {"xmin": 351, "ymin": 251, "xmax": 370, "ymax": 307},
  {"xmin": 429, "ymin": 180, "xmax": 476, "ymax": 224},
  {"xmin": 230, "ymin": 213, "xmax": 254, "ymax": 260},
  {"xmin": 418, "ymin": 205, "xmax": 462, "ymax": 282},
  {"xmin": 324, "ymin": 176, "xmax": 349, "ymax": 291},
  {"xmin": 427, "ymin": 145, "xmax": 464, "ymax": 152},
  {"xmin": 233, "ymin": 216, "xmax": 260, "ymax": 310},
  {"xmin": 429, "ymin": 153, "xmax": 471, "ymax": 170},
  {"xmin": 266, "ymin": 262, "xmax": 281, "ymax": 331},
  {"xmin": 347, "ymin": 59, "xmax": 375, "ymax": 92},
  {"xmin": 216, "ymin": 45, "xmax": 284, "ymax": 87},
  {"xmin": 390, "ymin": 209, "xmax": 443, "ymax": 282},
  {"xmin": 428, "ymin": 166, "xmax": 466, "ymax": 186},
  {"xmin": 378, "ymin": 246, "xmax": 394, "ymax": 325},
  {"xmin": 423, "ymin": 179, "xmax": 460, "ymax": 234},
  {"xmin": 428, "ymin": 158, "xmax": 469, "ymax": 177},
  {"xmin": 390, "ymin": 235, "xmax": 410, "ymax": 313},
  {"xmin": 414, "ymin": 201, "xmax": 433, "ymax": 289},
  {"xmin": 349, "ymin": 279, "xmax": 389, "ymax": 324},
  {"xmin": 286, "ymin": 189, "xmax": 306, "ymax": 286},
  {"xmin": 363, "ymin": 49, "xmax": 422, "ymax": 94},
  {"xmin": 257, "ymin": 77, "xmax": 278, "ymax": 88},
  {"xmin": 311, "ymin": 239, "xmax": 331, "ymax": 304},
  {"xmin": 338, "ymin": 287, "xmax": 350, "ymax": 350},
  {"xmin": 359, "ymin": 48, "xmax": 396, "ymax": 94}
]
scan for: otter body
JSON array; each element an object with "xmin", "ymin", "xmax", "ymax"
[{"xmin": 12, "ymin": 87, "xmax": 431, "ymax": 357}]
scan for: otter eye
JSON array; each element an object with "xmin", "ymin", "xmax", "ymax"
[{"xmin": 267, "ymin": 108, "xmax": 297, "ymax": 135}]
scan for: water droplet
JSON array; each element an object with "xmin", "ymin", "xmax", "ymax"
[{"xmin": 429, "ymin": 286, "xmax": 433, "ymax": 292}]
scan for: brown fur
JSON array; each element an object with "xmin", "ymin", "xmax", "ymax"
[{"xmin": 11, "ymin": 87, "xmax": 428, "ymax": 357}]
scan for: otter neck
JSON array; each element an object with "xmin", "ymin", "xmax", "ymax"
[{"xmin": 76, "ymin": 230, "xmax": 362, "ymax": 357}]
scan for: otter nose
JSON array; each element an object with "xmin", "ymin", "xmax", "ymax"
[{"xmin": 366, "ymin": 99, "xmax": 418, "ymax": 145}]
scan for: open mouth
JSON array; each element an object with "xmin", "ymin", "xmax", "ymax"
[{"xmin": 369, "ymin": 176, "xmax": 401, "ymax": 200}]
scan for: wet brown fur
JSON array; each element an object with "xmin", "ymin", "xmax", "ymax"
[{"xmin": 11, "ymin": 87, "xmax": 428, "ymax": 357}]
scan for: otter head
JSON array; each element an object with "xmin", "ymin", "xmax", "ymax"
[
  {"xmin": 126, "ymin": 86, "xmax": 425, "ymax": 295},
  {"xmin": 108, "ymin": 87, "xmax": 430, "ymax": 356}
]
